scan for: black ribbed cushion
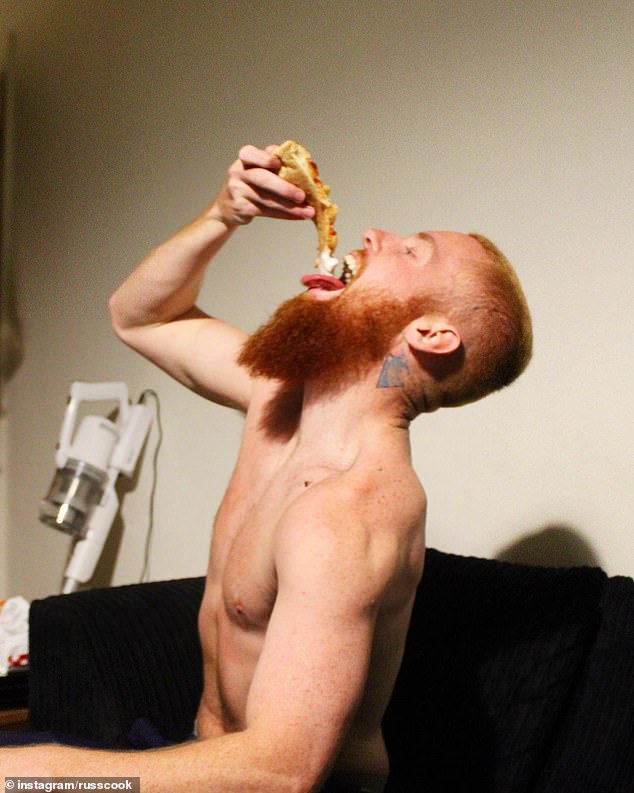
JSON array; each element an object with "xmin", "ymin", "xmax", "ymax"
[
  {"xmin": 29, "ymin": 577, "xmax": 205, "ymax": 746},
  {"xmin": 534, "ymin": 575, "xmax": 634, "ymax": 793},
  {"xmin": 382, "ymin": 550, "xmax": 607, "ymax": 793}
]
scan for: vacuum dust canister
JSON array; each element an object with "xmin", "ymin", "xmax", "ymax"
[{"xmin": 39, "ymin": 416, "xmax": 120, "ymax": 538}]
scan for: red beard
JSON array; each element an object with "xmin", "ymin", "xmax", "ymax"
[{"xmin": 238, "ymin": 287, "xmax": 427, "ymax": 390}]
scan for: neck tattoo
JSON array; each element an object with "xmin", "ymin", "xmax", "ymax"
[{"xmin": 376, "ymin": 354, "xmax": 410, "ymax": 388}]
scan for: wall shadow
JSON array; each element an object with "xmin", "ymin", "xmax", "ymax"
[{"xmin": 496, "ymin": 523, "xmax": 601, "ymax": 569}]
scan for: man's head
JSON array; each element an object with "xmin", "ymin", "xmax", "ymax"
[
  {"xmin": 239, "ymin": 228, "xmax": 532, "ymax": 411},
  {"xmin": 348, "ymin": 228, "xmax": 533, "ymax": 410}
]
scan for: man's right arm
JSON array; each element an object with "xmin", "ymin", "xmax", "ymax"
[{"xmin": 108, "ymin": 144, "xmax": 314, "ymax": 412}]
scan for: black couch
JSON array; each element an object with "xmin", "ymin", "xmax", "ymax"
[{"xmin": 28, "ymin": 549, "xmax": 634, "ymax": 792}]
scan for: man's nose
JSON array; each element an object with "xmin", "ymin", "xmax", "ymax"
[{"xmin": 363, "ymin": 228, "xmax": 383, "ymax": 252}]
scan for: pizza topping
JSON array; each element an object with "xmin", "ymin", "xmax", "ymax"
[{"xmin": 318, "ymin": 248, "xmax": 339, "ymax": 275}]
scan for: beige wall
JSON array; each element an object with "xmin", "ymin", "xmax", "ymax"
[
  {"xmin": 1, "ymin": 0, "xmax": 632, "ymax": 600},
  {"xmin": 0, "ymin": 415, "xmax": 8, "ymax": 595}
]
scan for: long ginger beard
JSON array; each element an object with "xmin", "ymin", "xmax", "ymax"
[{"xmin": 238, "ymin": 287, "xmax": 426, "ymax": 391}]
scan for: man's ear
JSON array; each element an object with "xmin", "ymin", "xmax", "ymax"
[{"xmin": 404, "ymin": 315, "xmax": 462, "ymax": 356}]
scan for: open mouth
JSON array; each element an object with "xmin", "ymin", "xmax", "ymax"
[
  {"xmin": 340, "ymin": 254, "xmax": 357, "ymax": 285},
  {"xmin": 318, "ymin": 249, "xmax": 360, "ymax": 285},
  {"xmin": 301, "ymin": 253, "xmax": 360, "ymax": 292}
]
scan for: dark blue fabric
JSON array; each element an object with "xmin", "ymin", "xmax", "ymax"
[
  {"xmin": 127, "ymin": 717, "xmax": 183, "ymax": 749},
  {"xmin": 0, "ymin": 728, "xmax": 109, "ymax": 747},
  {"xmin": 0, "ymin": 717, "xmax": 178, "ymax": 749}
]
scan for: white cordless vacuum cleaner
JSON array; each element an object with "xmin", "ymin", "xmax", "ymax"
[{"xmin": 39, "ymin": 382, "xmax": 152, "ymax": 593}]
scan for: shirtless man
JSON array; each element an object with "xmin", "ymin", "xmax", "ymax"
[{"xmin": 0, "ymin": 144, "xmax": 532, "ymax": 791}]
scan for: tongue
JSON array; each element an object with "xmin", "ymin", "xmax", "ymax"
[{"xmin": 301, "ymin": 273, "xmax": 345, "ymax": 291}]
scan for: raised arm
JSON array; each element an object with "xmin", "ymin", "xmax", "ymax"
[{"xmin": 108, "ymin": 145, "xmax": 314, "ymax": 411}]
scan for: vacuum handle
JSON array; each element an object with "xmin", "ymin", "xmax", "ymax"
[{"xmin": 55, "ymin": 381, "xmax": 130, "ymax": 468}]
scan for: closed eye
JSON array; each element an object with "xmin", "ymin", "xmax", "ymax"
[{"xmin": 403, "ymin": 233, "xmax": 435, "ymax": 262}]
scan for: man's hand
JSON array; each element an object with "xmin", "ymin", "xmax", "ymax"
[{"xmin": 207, "ymin": 144, "xmax": 315, "ymax": 228}]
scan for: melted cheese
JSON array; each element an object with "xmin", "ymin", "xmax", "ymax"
[{"xmin": 318, "ymin": 248, "xmax": 339, "ymax": 275}]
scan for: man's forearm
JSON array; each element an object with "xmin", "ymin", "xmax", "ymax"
[
  {"xmin": 0, "ymin": 732, "xmax": 311, "ymax": 793},
  {"xmin": 108, "ymin": 210, "xmax": 235, "ymax": 335}
]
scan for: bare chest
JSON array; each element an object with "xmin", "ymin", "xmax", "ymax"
[{"xmin": 209, "ymin": 454, "xmax": 331, "ymax": 628}]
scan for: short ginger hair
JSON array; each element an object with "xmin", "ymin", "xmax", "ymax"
[{"xmin": 425, "ymin": 233, "xmax": 533, "ymax": 408}]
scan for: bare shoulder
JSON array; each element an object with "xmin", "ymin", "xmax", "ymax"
[
  {"xmin": 276, "ymin": 461, "xmax": 426, "ymax": 610},
  {"xmin": 345, "ymin": 462, "xmax": 426, "ymax": 599}
]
